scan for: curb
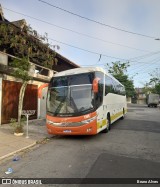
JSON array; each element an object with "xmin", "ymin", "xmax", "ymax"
[
  {"xmin": 0, "ymin": 142, "xmax": 37, "ymax": 161},
  {"xmin": 0, "ymin": 118, "xmax": 45, "ymax": 126}
]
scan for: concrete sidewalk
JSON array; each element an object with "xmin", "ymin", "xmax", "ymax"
[{"xmin": 0, "ymin": 119, "xmax": 52, "ymax": 161}]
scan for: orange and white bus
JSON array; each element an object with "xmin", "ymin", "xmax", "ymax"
[{"xmin": 46, "ymin": 67, "xmax": 127, "ymax": 135}]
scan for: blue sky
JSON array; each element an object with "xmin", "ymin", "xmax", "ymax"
[{"xmin": 1, "ymin": 0, "xmax": 160, "ymax": 87}]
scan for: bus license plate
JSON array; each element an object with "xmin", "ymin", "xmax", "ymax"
[{"xmin": 63, "ymin": 130, "xmax": 72, "ymax": 133}]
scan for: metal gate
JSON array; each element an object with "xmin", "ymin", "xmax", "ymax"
[{"xmin": 1, "ymin": 80, "xmax": 38, "ymax": 124}]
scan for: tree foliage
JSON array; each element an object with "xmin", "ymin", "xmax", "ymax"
[
  {"xmin": 11, "ymin": 57, "xmax": 31, "ymax": 81},
  {"xmin": 145, "ymin": 68, "xmax": 160, "ymax": 94},
  {"xmin": 0, "ymin": 21, "xmax": 59, "ymax": 129},
  {"xmin": 155, "ymin": 83, "xmax": 160, "ymax": 94},
  {"xmin": 142, "ymin": 83, "xmax": 154, "ymax": 95},
  {"xmin": 0, "ymin": 22, "xmax": 57, "ymax": 68},
  {"xmin": 106, "ymin": 61, "xmax": 135, "ymax": 97},
  {"xmin": 107, "ymin": 61, "xmax": 130, "ymax": 76},
  {"xmin": 9, "ymin": 56, "xmax": 32, "ymax": 129}
]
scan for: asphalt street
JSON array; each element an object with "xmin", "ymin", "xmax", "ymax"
[{"xmin": 0, "ymin": 104, "xmax": 160, "ymax": 187}]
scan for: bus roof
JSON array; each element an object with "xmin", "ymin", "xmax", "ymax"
[
  {"xmin": 53, "ymin": 67, "xmax": 105, "ymax": 76},
  {"xmin": 53, "ymin": 67, "xmax": 124, "ymax": 86}
]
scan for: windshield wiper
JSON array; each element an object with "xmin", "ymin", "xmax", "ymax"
[
  {"xmin": 70, "ymin": 96, "xmax": 78, "ymax": 112},
  {"xmin": 54, "ymin": 98, "xmax": 66, "ymax": 115}
]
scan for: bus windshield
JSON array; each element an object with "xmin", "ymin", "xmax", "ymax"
[{"xmin": 47, "ymin": 73, "xmax": 94, "ymax": 116}]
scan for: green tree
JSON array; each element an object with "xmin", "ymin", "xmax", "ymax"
[
  {"xmin": 0, "ymin": 22, "xmax": 57, "ymax": 68},
  {"xmin": 11, "ymin": 57, "xmax": 31, "ymax": 128},
  {"xmin": 155, "ymin": 83, "xmax": 160, "ymax": 94},
  {"xmin": 149, "ymin": 68, "xmax": 160, "ymax": 84},
  {"xmin": 0, "ymin": 22, "xmax": 58, "ymax": 128},
  {"xmin": 107, "ymin": 61, "xmax": 130, "ymax": 75},
  {"xmin": 106, "ymin": 61, "xmax": 135, "ymax": 97},
  {"xmin": 142, "ymin": 83, "xmax": 154, "ymax": 95},
  {"xmin": 148, "ymin": 68, "xmax": 160, "ymax": 94}
]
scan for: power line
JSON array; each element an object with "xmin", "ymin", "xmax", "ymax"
[
  {"xmin": 129, "ymin": 51, "xmax": 160, "ymax": 61},
  {"xmin": 3, "ymin": 7, "xmax": 150, "ymax": 52},
  {"xmin": 129, "ymin": 57, "xmax": 160, "ymax": 74},
  {"xmin": 48, "ymin": 37, "xmax": 128, "ymax": 61},
  {"xmin": 128, "ymin": 51, "xmax": 160, "ymax": 66},
  {"xmin": 38, "ymin": 0, "xmax": 157, "ymax": 39},
  {"xmin": 3, "ymin": 7, "xmax": 160, "ymax": 67},
  {"xmin": 137, "ymin": 68, "xmax": 159, "ymax": 78},
  {"xmin": 1, "ymin": 7, "xmax": 153, "ymax": 63},
  {"xmin": 2, "ymin": 8, "xmax": 159, "ymax": 87},
  {"xmin": 128, "ymin": 59, "xmax": 160, "ymax": 82},
  {"xmin": 50, "ymin": 36, "xmax": 160, "ymax": 82},
  {"xmin": 81, "ymin": 52, "xmax": 160, "ymax": 74}
]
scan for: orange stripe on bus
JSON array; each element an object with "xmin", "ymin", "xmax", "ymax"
[
  {"xmin": 46, "ymin": 119, "xmax": 97, "ymax": 135},
  {"xmin": 38, "ymin": 83, "xmax": 48, "ymax": 98},
  {"xmin": 46, "ymin": 111, "xmax": 97, "ymax": 123}
]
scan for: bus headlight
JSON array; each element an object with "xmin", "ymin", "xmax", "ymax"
[
  {"xmin": 81, "ymin": 116, "xmax": 97, "ymax": 124},
  {"xmin": 47, "ymin": 119, "xmax": 62, "ymax": 126},
  {"xmin": 47, "ymin": 116, "xmax": 97, "ymax": 127},
  {"xmin": 46, "ymin": 120, "xmax": 53, "ymax": 125}
]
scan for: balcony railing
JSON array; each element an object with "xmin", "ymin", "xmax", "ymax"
[{"xmin": 0, "ymin": 51, "xmax": 57, "ymax": 82}]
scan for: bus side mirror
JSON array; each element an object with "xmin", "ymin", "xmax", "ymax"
[
  {"xmin": 92, "ymin": 78, "xmax": 100, "ymax": 93},
  {"xmin": 38, "ymin": 83, "xmax": 49, "ymax": 99}
]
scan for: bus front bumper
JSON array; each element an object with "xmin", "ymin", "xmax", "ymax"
[{"xmin": 46, "ymin": 121, "xmax": 97, "ymax": 135}]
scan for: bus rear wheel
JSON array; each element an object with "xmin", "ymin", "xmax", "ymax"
[
  {"xmin": 121, "ymin": 109, "xmax": 125, "ymax": 120},
  {"xmin": 107, "ymin": 115, "xmax": 111, "ymax": 130}
]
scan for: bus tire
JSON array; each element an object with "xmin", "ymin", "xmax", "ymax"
[
  {"xmin": 107, "ymin": 114, "xmax": 111, "ymax": 130},
  {"xmin": 121, "ymin": 109, "xmax": 125, "ymax": 120},
  {"xmin": 101, "ymin": 128, "xmax": 108, "ymax": 133},
  {"xmin": 101, "ymin": 125, "xmax": 109, "ymax": 133}
]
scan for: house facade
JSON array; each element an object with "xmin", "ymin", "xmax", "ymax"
[
  {"xmin": 0, "ymin": 51, "xmax": 54, "ymax": 124},
  {"xmin": 0, "ymin": 52, "xmax": 79, "ymax": 125},
  {"xmin": 135, "ymin": 88, "xmax": 146, "ymax": 104},
  {"xmin": 0, "ymin": 6, "xmax": 80, "ymax": 124}
]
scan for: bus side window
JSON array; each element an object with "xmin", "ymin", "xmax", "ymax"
[
  {"xmin": 99, "ymin": 80, "xmax": 103, "ymax": 101},
  {"xmin": 112, "ymin": 79, "xmax": 117, "ymax": 94},
  {"xmin": 122, "ymin": 87, "xmax": 126, "ymax": 96},
  {"xmin": 115, "ymin": 82, "xmax": 120, "ymax": 94},
  {"xmin": 95, "ymin": 72, "xmax": 104, "ymax": 108},
  {"xmin": 110, "ymin": 78, "xmax": 115, "ymax": 94},
  {"xmin": 105, "ymin": 75, "xmax": 113, "ymax": 95}
]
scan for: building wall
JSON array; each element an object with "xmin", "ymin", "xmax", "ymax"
[
  {"xmin": 1, "ymin": 79, "xmax": 38, "ymax": 124},
  {"xmin": 137, "ymin": 99, "xmax": 146, "ymax": 105},
  {"xmin": 39, "ymin": 87, "xmax": 48, "ymax": 119},
  {"xmin": 127, "ymin": 97, "xmax": 131, "ymax": 103},
  {"xmin": 0, "ymin": 51, "xmax": 80, "ymax": 123},
  {"xmin": 0, "ymin": 73, "xmax": 48, "ymax": 123},
  {"xmin": 0, "ymin": 77, "xmax": 2, "ymax": 125},
  {"xmin": 52, "ymin": 55, "xmax": 79, "ymax": 72}
]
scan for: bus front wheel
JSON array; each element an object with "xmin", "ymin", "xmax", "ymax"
[{"xmin": 102, "ymin": 114, "xmax": 111, "ymax": 133}]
